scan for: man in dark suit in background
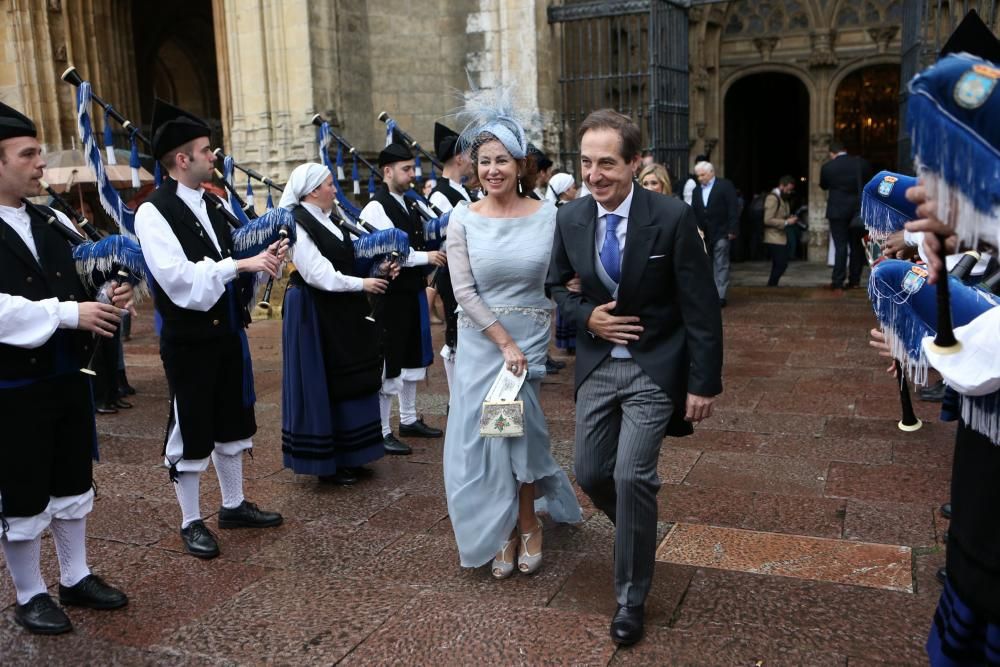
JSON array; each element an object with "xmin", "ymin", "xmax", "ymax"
[
  {"xmin": 820, "ymin": 140, "xmax": 872, "ymax": 289},
  {"xmin": 690, "ymin": 161, "xmax": 739, "ymax": 306},
  {"xmin": 548, "ymin": 109, "xmax": 724, "ymax": 646}
]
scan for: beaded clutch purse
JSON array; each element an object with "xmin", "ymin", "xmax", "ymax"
[{"xmin": 479, "ymin": 364, "xmax": 527, "ymax": 438}]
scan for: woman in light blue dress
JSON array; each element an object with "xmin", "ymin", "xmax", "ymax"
[{"xmin": 444, "ymin": 99, "xmax": 582, "ymax": 579}]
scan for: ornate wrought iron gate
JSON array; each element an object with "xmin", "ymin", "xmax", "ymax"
[{"xmin": 547, "ymin": 0, "xmax": 690, "ymax": 183}]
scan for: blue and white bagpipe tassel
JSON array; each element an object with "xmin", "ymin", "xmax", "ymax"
[
  {"xmin": 429, "ymin": 162, "xmax": 437, "ymax": 182},
  {"xmin": 265, "ymin": 190, "xmax": 274, "ymax": 211},
  {"xmin": 71, "ymin": 235, "xmax": 150, "ymax": 296},
  {"xmin": 129, "ymin": 131, "xmax": 141, "ymax": 189},
  {"xmin": 352, "ymin": 154, "xmax": 360, "ymax": 196},
  {"xmin": 385, "ymin": 118, "xmax": 397, "ymax": 147},
  {"xmin": 353, "ymin": 228, "xmax": 410, "ymax": 277},
  {"xmin": 316, "ymin": 120, "xmax": 362, "ymax": 221},
  {"xmin": 154, "ymin": 161, "xmax": 162, "ymax": 188},
  {"xmin": 422, "ymin": 210, "xmax": 450, "ymax": 251},
  {"xmin": 103, "ymin": 108, "xmax": 117, "ymax": 165},
  {"xmin": 907, "ymin": 53, "xmax": 1000, "ymax": 248},
  {"xmin": 414, "ymin": 152, "xmax": 423, "ymax": 180},
  {"xmin": 222, "ymin": 156, "xmax": 252, "ymax": 227},
  {"xmin": 869, "ymin": 259, "xmax": 999, "ymax": 385},
  {"xmin": 231, "ymin": 207, "xmax": 297, "ymax": 259},
  {"xmin": 335, "ymin": 143, "xmax": 346, "ymax": 182},
  {"xmin": 861, "ymin": 171, "xmax": 918, "ymax": 244},
  {"xmin": 245, "ymin": 175, "xmax": 256, "ymax": 214},
  {"xmin": 368, "ymin": 168, "xmax": 376, "ymax": 200},
  {"xmin": 74, "ymin": 81, "xmax": 137, "ymax": 238}
]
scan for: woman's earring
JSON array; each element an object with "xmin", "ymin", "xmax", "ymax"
[{"xmin": 517, "ymin": 175, "xmax": 523, "ymax": 196}]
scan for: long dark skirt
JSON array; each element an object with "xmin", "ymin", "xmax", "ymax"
[
  {"xmin": 281, "ymin": 286, "xmax": 383, "ymax": 476},
  {"xmin": 927, "ymin": 578, "xmax": 1000, "ymax": 665}
]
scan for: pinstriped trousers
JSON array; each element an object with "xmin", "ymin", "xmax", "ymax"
[{"xmin": 574, "ymin": 357, "xmax": 672, "ymax": 607}]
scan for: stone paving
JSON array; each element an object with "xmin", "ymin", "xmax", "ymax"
[{"xmin": 0, "ymin": 279, "xmax": 952, "ymax": 665}]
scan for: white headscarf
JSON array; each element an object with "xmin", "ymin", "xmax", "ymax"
[
  {"xmin": 545, "ymin": 173, "xmax": 575, "ymax": 201},
  {"xmin": 278, "ymin": 163, "xmax": 331, "ymax": 210}
]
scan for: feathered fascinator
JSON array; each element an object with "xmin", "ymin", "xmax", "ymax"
[{"xmin": 455, "ymin": 87, "xmax": 529, "ymax": 160}]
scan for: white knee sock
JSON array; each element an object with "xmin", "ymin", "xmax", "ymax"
[
  {"xmin": 212, "ymin": 451, "xmax": 245, "ymax": 510},
  {"xmin": 1, "ymin": 536, "xmax": 47, "ymax": 605},
  {"xmin": 379, "ymin": 392, "xmax": 393, "ymax": 437},
  {"xmin": 173, "ymin": 471, "xmax": 202, "ymax": 529},
  {"xmin": 50, "ymin": 517, "xmax": 92, "ymax": 587},
  {"xmin": 399, "ymin": 380, "xmax": 418, "ymax": 425}
]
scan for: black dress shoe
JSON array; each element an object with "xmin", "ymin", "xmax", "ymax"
[
  {"xmin": 318, "ymin": 468, "xmax": 358, "ymax": 486},
  {"xmin": 118, "ymin": 370, "xmax": 136, "ymax": 395},
  {"xmin": 936, "ymin": 567, "xmax": 947, "ymax": 585},
  {"xmin": 346, "ymin": 466, "xmax": 374, "ymax": 478},
  {"xmin": 95, "ymin": 405, "xmax": 118, "ymax": 415},
  {"xmin": 547, "ymin": 355, "xmax": 566, "ymax": 370},
  {"xmin": 59, "ymin": 574, "xmax": 128, "ymax": 610},
  {"xmin": 920, "ymin": 381, "xmax": 947, "ymax": 402},
  {"xmin": 180, "ymin": 519, "xmax": 220, "ymax": 559},
  {"xmin": 610, "ymin": 604, "xmax": 644, "ymax": 645},
  {"xmin": 14, "ymin": 593, "xmax": 72, "ymax": 635},
  {"xmin": 940, "ymin": 503, "xmax": 952, "ymax": 520},
  {"xmin": 545, "ymin": 359, "xmax": 561, "ymax": 374},
  {"xmin": 112, "ymin": 398, "xmax": 133, "ymax": 409},
  {"xmin": 399, "ymin": 418, "xmax": 443, "ymax": 438},
  {"xmin": 217, "ymin": 500, "xmax": 283, "ymax": 529},
  {"xmin": 383, "ymin": 434, "xmax": 412, "ymax": 455}
]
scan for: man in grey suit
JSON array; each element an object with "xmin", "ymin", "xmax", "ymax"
[{"xmin": 547, "ymin": 110, "xmax": 724, "ymax": 646}]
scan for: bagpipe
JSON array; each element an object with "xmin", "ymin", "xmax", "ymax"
[
  {"xmin": 60, "ymin": 66, "xmax": 296, "ymax": 312},
  {"xmin": 311, "ymin": 113, "xmax": 380, "ymax": 219}
]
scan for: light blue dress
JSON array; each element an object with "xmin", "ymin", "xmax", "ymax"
[{"xmin": 443, "ymin": 200, "xmax": 583, "ymax": 568}]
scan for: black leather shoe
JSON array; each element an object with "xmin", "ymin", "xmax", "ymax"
[
  {"xmin": 14, "ymin": 593, "xmax": 72, "ymax": 635},
  {"xmin": 318, "ymin": 469, "xmax": 358, "ymax": 486},
  {"xmin": 383, "ymin": 434, "xmax": 412, "ymax": 455},
  {"xmin": 399, "ymin": 418, "xmax": 443, "ymax": 438},
  {"xmin": 112, "ymin": 398, "xmax": 133, "ymax": 409},
  {"xmin": 118, "ymin": 370, "xmax": 136, "ymax": 395},
  {"xmin": 610, "ymin": 604, "xmax": 644, "ymax": 645},
  {"xmin": 940, "ymin": 503, "xmax": 952, "ymax": 520},
  {"xmin": 217, "ymin": 500, "xmax": 283, "ymax": 529},
  {"xmin": 59, "ymin": 574, "xmax": 128, "ymax": 610},
  {"xmin": 920, "ymin": 381, "xmax": 947, "ymax": 402},
  {"xmin": 180, "ymin": 520, "xmax": 220, "ymax": 559},
  {"xmin": 346, "ymin": 466, "xmax": 374, "ymax": 478},
  {"xmin": 545, "ymin": 359, "xmax": 561, "ymax": 374},
  {"xmin": 936, "ymin": 567, "xmax": 947, "ymax": 585},
  {"xmin": 95, "ymin": 404, "xmax": 118, "ymax": 415},
  {"xmin": 547, "ymin": 355, "xmax": 566, "ymax": 370}
]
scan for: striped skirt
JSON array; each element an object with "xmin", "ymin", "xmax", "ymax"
[{"xmin": 927, "ymin": 578, "xmax": 1000, "ymax": 666}]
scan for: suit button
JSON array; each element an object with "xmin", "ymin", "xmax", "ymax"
[
  {"xmin": 55, "ymin": 271, "xmax": 62, "ymax": 278},
  {"xmin": 69, "ymin": 294, "xmax": 76, "ymax": 300},
  {"xmin": 26, "ymin": 276, "xmax": 33, "ymax": 283},
  {"xmin": 29, "ymin": 357, "xmax": 36, "ymax": 365},
  {"xmin": 212, "ymin": 319, "xmax": 220, "ymax": 326}
]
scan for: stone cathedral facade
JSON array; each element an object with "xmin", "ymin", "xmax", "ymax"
[{"xmin": 2, "ymin": 0, "xmax": 996, "ymax": 261}]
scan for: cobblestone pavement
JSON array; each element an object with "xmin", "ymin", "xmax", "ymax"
[{"xmin": 1, "ymin": 281, "xmax": 949, "ymax": 665}]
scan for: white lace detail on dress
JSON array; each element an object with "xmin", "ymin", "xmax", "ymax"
[{"xmin": 458, "ymin": 307, "xmax": 551, "ymax": 329}]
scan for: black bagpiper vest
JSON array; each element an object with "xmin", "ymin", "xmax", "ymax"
[
  {"xmin": 144, "ymin": 179, "xmax": 247, "ymax": 341},
  {"xmin": 372, "ymin": 185, "xmax": 427, "ymax": 293},
  {"xmin": 0, "ymin": 205, "xmax": 93, "ymax": 380},
  {"xmin": 431, "ymin": 179, "xmax": 468, "ymax": 208},
  {"xmin": 288, "ymin": 205, "xmax": 357, "ymax": 285}
]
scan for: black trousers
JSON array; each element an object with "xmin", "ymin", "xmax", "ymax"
[
  {"xmin": 0, "ymin": 374, "xmax": 95, "ymax": 518},
  {"xmin": 829, "ymin": 217, "xmax": 865, "ymax": 287},
  {"xmin": 766, "ymin": 242, "xmax": 789, "ymax": 286}
]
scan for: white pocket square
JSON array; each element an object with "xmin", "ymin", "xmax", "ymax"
[{"xmin": 648, "ymin": 254, "xmax": 666, "ymax": 260}]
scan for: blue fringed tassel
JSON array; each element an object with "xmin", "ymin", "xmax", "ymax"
[
  {"xmin": 72, "ymin": 235, "xmax": 148, "ymax": 285},
  {"xmin": 103, "ymin": 107, "xmax": 116, "ymax": 165},
  {"xmin": 961, "ymin": 392, "xmax": 1000, "ymax": 446},
  {"xmin": 245, "ymin": 175, "xmax": 256, "ymax": 212},
  {"xmin": 352, "ymin": 154, "xmax": 360, "ymax": 196},
  {"xmin": 266, "ymin": 191, "xmax": 274, "ymax": 211},
  {"xmin": 860, "ymin": 192, "xmax": 914, "ymax": 242},
  {"xmin": 231, "ymin": 207, "xmax": 297, "ymax": 258},
  {"xmin": 368, "ymin": 169, "xmax": 376, "ymax": 199},
  {"xmin": 385, "ymin": 119, "xmax": 397, "ymax": 147},
  {"xmin": 336, "ymin": 144, "xmax": 346, "ymax": 181},
  {"xmin": 414, "ymin": 153, "xmax": 423, "ymax": 180},
  {"xmin": 352, "ymin": 227, "xmax": 410, "ymax": 260},
  {"xmin": 129, "ymin": 131, "xmax": 141, "ymax": 189},
  {"xmin": 154, "ymin": 162, "xmax": 162, "ymax": 188}
]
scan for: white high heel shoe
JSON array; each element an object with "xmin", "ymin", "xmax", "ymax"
[
  {"xmin": 518, "ymin": 518, "xmax": 543, "ymax": 575},
  {"xmin": 492, "ymin": 535, "xmax": 518, "ymax": 579}
]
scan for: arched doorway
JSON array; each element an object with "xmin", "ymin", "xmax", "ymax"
[
  {"xmin": 724, "ymin": 72, "xmax": 810, "ymax": 260},
  {"xmin": 131, "ymin": 3, "xmax": 222, "ymax": 142},
  {"xmin": 834, "ymin": 64, "xmax": 900, "ymax": 173}
]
